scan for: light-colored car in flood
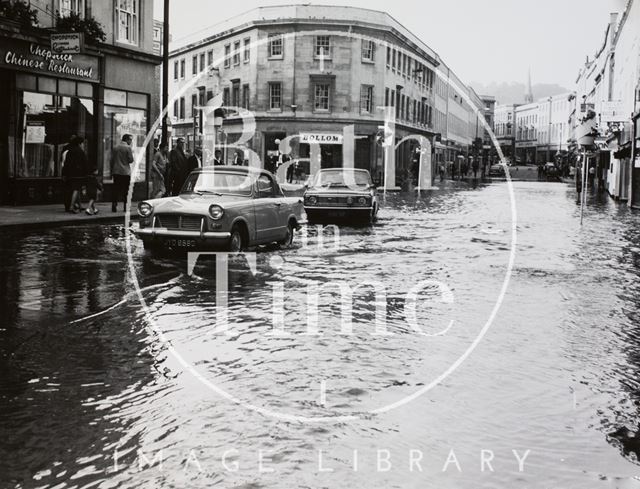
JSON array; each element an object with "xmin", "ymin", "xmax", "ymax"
[
  {"xmin": 134, "ymin": 166, "xmax": 304, "ymax": 252},
  {"xmin": 303, "ymin": 168, "xmax": 379, "ymax": 223}
]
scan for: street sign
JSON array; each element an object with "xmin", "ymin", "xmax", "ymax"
[
  {"xmin": 51, "ymin": 33, "xmax": 84, "ymax": 54},
  {"xmin": 600, "ymin": 100, "xmax": 627, "ymax": 123}
]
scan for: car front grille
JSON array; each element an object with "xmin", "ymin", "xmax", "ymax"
[
  {"xmin": 308, "ymin": 195, "xmax": 370, "ymax": 207},
  {"xmin": 156, "ymin": 214, "xmax": 203, "ymax": 231}
]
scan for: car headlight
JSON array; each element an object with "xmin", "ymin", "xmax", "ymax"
[
  {"xmin": 358, "ymin": 196, "xmax": 367, "ymax": 205},
  {"xmin": 307, "ymin": 195, "xmax": 317, "ymax": 205},
  {"xmin": 137, "ymin": 201, "xmax": 153, "ymax": 217},
  {"xmin": 209, "ymin": 204, "xmax": 224, "ymax": 220},
  {"xmin": 346, "ymin": 196, "xmax": 354, "ymax": 205}
]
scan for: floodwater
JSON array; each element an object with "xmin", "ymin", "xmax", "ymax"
[{"xmin": 2, "ymin": 181, "xmax": 640, "ymax": 488}]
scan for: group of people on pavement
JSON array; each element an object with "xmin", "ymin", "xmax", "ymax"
[
  {"xmin": 61, "ymin": 135, "xmax": 100, "ymax": 215},
  {"xmin": 149, "ymin": 137, "xmax": 221, "ymax": 199},
  {"xmin": 437, "ymin": 158, "xmax": 482, "ymax": 181},
  {"xmin": 61, "ymin": 134, "xmax": 233, "ymax": 215}
]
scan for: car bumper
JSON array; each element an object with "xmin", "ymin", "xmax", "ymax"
[
  {"xmin": 305, "ymin": 206, "xmax": 373, "ymax": 218},
  {"xmin": 135, "ymin": 227, "xmax": 231, "ymax": 248}
]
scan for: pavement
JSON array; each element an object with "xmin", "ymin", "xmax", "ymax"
[{"xmin": 0, "ymin": 201, "xmax": 138, "ymax": 230}]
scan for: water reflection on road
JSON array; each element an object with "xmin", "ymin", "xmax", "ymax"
[{"xmin": 2, "ymin": 181, "xmax": 640, "ymax": 488}]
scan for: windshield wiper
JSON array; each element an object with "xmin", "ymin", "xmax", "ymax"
[{"xmin": 194, "ymin": 190, "xmax": 223, "ymax": 196}]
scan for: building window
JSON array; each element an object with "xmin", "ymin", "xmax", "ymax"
[
  {"xmin": 268, "ymin": 34, "xmax": 283, "ymax": 59},
  {"xmin": 269, "ymin": 82, "xmax": 282, "ymax": 110},
  {"xmin": 385, "ymin": 87, "xmax": 389, "ymax": 106},
  {"xmin": 173, "ymin": 99, "xmax": 178, "ymax": 119},
  {"xmin": 242, "ymin": 84, "xmax": 250, "ymax": 110},
  {"xmin": 392, "ymin": 49, "xmax": 396, "ymax": 71},
  {"xmin": 224, "ymin": 44, "xmax": 231, "ymax": 68},
  {"xmin": 192, "ymin": 55, "xmax": 198, "ymax": 75},
  {"xmin": 315, "ymin": 36, "xmax": 331, "ymax": 58},
  {"xmin": 179, "ymin": 97, "xmax": 185, "ymax": 119},
  {"xmin": 360, "ymin": 85, "xmax": 373, "ymax": 113},
  {"xmin": 361, "ymin": 39, "xmax": 375, "ymax": 62},
  {"xmin": 232, "ymin": 81, "xmax": 240, "ymax": 107},
  {"xmin": 223, "ymin": 87, "xmax": 230, "ymax": 107},
  {"xmin": 314, "ymin": 83, "xmax": 330, "ymax": 111},
  {"xmin": 233, "ymin": 41, "xmax": 241, "ymax": 65},
  {"xmin": 199, "ymin": 53, "xmax": 205, "ymax": 72},
  {"xmin": 191, "ymin": 94, "xmax": 197, "ymax": 118},
  {"xmin": 207, "ymin": 50, "xmax": 213, "ymax": 74},
  {"xmin": 173, "ymin": 60, "xmax": 178, "ymax": 80},
  {"xmin": 386, "ymin": 46, "xmax": 391, "ymax": 68},
  {"xmin": 116, "ymin": 0, "xmax": 139, "ymax": 45},
  {"xmin": 180, "ymin": 59, "xmax": 185, "ymax": 78},
  {"xmin": 243, "ymin": 38, "xmax": 250, "ymax": 62},
  {"xmin": 59, "ymin": 0, "xmax": 83, "ymax": 17}
]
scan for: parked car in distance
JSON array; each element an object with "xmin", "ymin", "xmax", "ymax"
[
  {"xmin": 303, "ymin": 168, "xmax": 379, "ymax": 223},
  {"xmin": 134, "ymin": 166, "xmax": 304, "ymax": 252},
  {"xmin": 544, "ymin": 162, "xmax": 560, "ymax": 181},
  {"xmin": 488, "ymin": 163, "xmax": 506, "ymax": 177}
]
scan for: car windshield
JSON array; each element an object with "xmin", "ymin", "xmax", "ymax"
[
  {"xmin": 311, "ymin": 170, "xmax": 371, "ymax": 188},
  {"xmin": 182, "ymin": 171, "xmax": 253, "ymax": 196}
]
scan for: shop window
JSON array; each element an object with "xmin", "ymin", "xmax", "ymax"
[
  {"xmin": 15, "ymin": 91, "xmax": 94, "ymax": 179},
  {"xmin": 116, "ymin": 0, "xmax": 139, "ymax": 46},
  {"xmin": 103, "ymin": 102, "xmax": 146, "ymax": 182}
]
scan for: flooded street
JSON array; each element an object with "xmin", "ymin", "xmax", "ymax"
[{"xmin": 2, "ymin": 180, "xmax": 640, "ymax": 488}]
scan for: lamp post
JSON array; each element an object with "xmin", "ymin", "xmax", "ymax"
[{"xmin": 161, "ymin": 0, "xmax": 170, "ymax": 146}]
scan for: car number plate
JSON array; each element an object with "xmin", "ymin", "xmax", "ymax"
[{"xmin": 163, "ymin": 238, "xmax": 196, "ymax": 248}]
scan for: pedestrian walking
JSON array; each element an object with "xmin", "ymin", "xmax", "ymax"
[
  {"xmin": 151, "ymin": 142, "xmax": 168, "ymax": 199},
  {"xmin": 85, "ymin": 148, "xmax": 102, "ymax": 215},
  {"xmin": 472, "ymin": 158, "xmax": 479, "ymax": 179},
  {"xmin": 588, "ymin": 164, "xmax": 596, "ymax": 189},
  {"xmin": 575, "ymin": 162, "xmax": 583, "ymax": 204},
  {"xmin": 439, "ymin": 161, "xmax": 445, "ymax": 182},
  {"xmin": 167, "ymin": 138, "xmax": 188, "ymax": 196},
  {"xmin": 65, "ymin": 136, "xmax": 89, "ymax": 214},
  {"xmin": 110, "ymin": 134, "xmax": 134, "ymax": 212},
  {"xmin": 60, "ymin": 135, "xmax": 76, "ymax": 212}
]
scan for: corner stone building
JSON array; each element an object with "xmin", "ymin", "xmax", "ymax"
[
  {"xmin": 169, "ymin": 5, "xmax": 483, "ymax": 187},
  {"xmin": 0, "ymin": 0, "xmax": 161, "ymax": 205}
]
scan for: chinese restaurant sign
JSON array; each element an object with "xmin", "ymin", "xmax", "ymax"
[{"xmin": 1, "ymin": 39, "xmax": 99, "ymax": 83}]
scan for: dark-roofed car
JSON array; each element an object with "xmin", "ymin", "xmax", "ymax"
[
  {"xmin": 134, "ymin": 166, "xmax": 304, "ymax": 252},
  {"xmin": 303, "ymin": 168, "xmax": 379, "ymax": 223}
]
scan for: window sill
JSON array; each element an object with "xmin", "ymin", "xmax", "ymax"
[
  {"xmin": 314, "ymin": 56, "xmax": 332, "ymax": 61},
  {"xmin": 361, "ymin": 58, "xmax": 375, "ymax": 64},
  {"xmin": 268, "ymin": 56, "xmax": 284, "ymax": 60},
  {"xmin": 268, "ymin": 108, "xmax": 283, "ymax": 113}
]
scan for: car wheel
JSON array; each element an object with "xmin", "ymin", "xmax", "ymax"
[
  {"xmin": 228, "ymin": 225, "xmax": 245, "ymax": 252},
  {"xmin": 278, "ymin": 221, "xmax": 295, "ymax": 248}
]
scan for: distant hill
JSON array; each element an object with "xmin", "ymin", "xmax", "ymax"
[{"xmin": 470, "ymin": 81, "xmax": 571, "ymax": 105}]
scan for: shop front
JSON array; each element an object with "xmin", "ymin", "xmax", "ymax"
[{"xmin": 0, "ymin": 37, "xmax": 156, "ymax": 205}]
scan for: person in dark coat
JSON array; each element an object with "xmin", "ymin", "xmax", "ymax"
[
  {"xmin": 167, "ymin": 138, "xmax": 188, "ymax": 195},
  {"xmin": 185, "ymin": 147, "xmax": 202, "ymax": 179},
  {"xmin": 65, "ymin": 136, "xmax": 88, "ymax": 213},
  {"xmin": 60, "ymin": 134, "xmax": 80, "ymax": 212},
  {"xmin": 213, "ymin": 149, "xmax": 223, "ymax": 166}
]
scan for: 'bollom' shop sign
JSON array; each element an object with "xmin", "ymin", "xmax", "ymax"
[{"xmin": 1, "ymin": 40, "xmax": 99, "ymax": 82}]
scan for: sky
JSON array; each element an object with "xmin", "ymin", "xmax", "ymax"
[{"xmin": 154, "ymin": 0, "xmax": 622, "ymax": 89}]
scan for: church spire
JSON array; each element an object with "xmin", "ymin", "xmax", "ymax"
[{"xmin": 524, "ymin": 68, "xmax": 534, "ymax": 103}]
